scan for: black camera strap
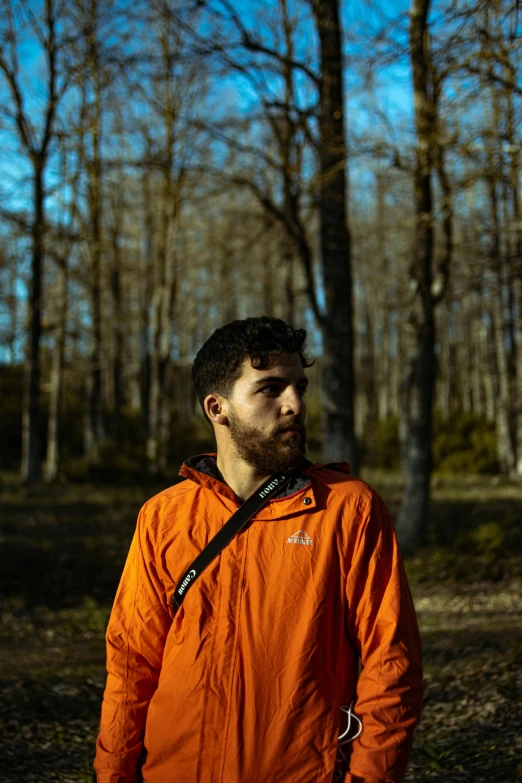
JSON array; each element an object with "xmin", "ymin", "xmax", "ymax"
[{"xmin": 172, "ymin": 469, "xmax": 299, "ymax": 614}]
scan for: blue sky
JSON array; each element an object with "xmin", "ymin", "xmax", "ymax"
[
  {"xmin": 0, "ymin": 0, "xmax": 417, "ymax": 362},
  {"xmin": 0, "ymin": 0, "xmax": 416, "ymax": 210}
]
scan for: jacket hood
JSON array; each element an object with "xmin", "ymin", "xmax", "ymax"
[
  {"xmin": 178, "ymin": 453, "xmax": 351, "ymax": 518},
  {"xmin": 179, "ymin": 453, "xmax": 313, "ymax": 502}
]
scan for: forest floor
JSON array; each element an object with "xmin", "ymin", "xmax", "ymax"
[{"xmin": 0, "ymin": 471, "xmax": 521, "ymax": 783}]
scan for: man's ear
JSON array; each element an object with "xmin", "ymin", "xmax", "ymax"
[{"xmin": 204, "ymin": 393, "xmax": 228, "ymax": 426}]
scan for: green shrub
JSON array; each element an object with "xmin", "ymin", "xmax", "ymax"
[
  {"xmin": 433, "ymin": 411, "xmax": 498, "ymax": 474},
  {"xmin": 360, "ymin": 416, "xmax": 401, "ymax": 469},
  {"xmin": 470, "ymin": 521, "xmax": 505, "ymax": 560},
  {"xmin": 76, "ymin": 597, "xmax": 110, "ymax": 634}
]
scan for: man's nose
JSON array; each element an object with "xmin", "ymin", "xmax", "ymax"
[{"xmin": 280, "ymin": 386, "xmax": 305, "ymax": 417}]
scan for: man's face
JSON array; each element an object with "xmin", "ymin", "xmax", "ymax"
[{"xmin": 225, "ymin": 352, "xmax": 308, "ymax": 474}]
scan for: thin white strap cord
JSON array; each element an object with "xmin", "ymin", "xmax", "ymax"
[
  {"xmin": 335, "ymin": 702, "xmax": 363, "ymax": 767},
  {"xmin": 337, "ymin": 702, "xmax": 362, "ymax": 743}
]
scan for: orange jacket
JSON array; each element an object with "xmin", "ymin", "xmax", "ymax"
[{"xmin": 95, "ymin": 455, "xmax": 423, "ymax": 783}]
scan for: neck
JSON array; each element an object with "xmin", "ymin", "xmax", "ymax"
[{"xmin": 216, "ymin": 449, "xmax": 272, "ymax": 502}]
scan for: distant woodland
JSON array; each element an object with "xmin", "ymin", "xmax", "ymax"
[{"xmin": 1, "ymin": 0, "xmax": 521, "ymax": 551}]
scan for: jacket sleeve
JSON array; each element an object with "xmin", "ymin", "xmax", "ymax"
[
  {"xmin": 343, "ymin": 490, "xmax": 423, "ymax": 783},
  {"xmin": 94, "ymin": 506, "xmax": 172, "ymax": 783}
]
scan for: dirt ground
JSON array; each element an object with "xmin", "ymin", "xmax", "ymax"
[{"xmin": 1, "ymin": 473, "xmax": 521, "ymax": 782}]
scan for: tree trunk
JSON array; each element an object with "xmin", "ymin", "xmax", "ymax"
[
  {"xmin": 84, "ymin": 5, "xmax": 105, "ymax": 463},
  {"xmin": 21, "ymin": 165, "xmax": 44, "ymax": 483},
  {"xmin": 365, "ymin": 297, "xmax": 377, "ymax": 425},
  {"xmin": 262, "ymin": 214, "xmax": 275, "ymax": 316},
  {"xmin": 263, "ymin": 244, "xmax": 275, "ymax": 316},
  {"xmin": 3, "ymin": 0, "xmax": 62, "ymax": 484},
  {"xmin": 311, "ymin": 0, "xmax": 358, "ymax": 472},
  {"xmin": 480, "ymin": 286, "xmax": 497, "ymax": 424},
  {"xmin": 378, "ymin": 316, "xmax": 391, "ymax": 421},
  {"xmin": 44, "ymin": 262, "xmax": 68, "ymax": 482},
  {"xmin": 284, "ymin": 246, "xmax": 296, "ymax": 325},
  {"xmin": 398, "ymin": 320, "xmax": 436, "ymax": 552},
  {"xmin": 437, "ymin": 317, "xmax": 451, "ymax": 419},
  {"xmin": 139, "ymin": 160, "xmax": 154, "ymax": 433},
  {"xmin": 460, "ymin": 302, "xmax": 473, "ymax": 413},
  {"xmin": 147, "ymin": 264, "xmax": 177, "ymax": 474},
  {"xmin": 492, "ymin": 289, "xmax": 515, "ymax": 473},
  {"xmin": 86, "ymin": 181, "xmax": 105, "ymax": 462},
  {"xmin": 514, "ymin": 273, "xmax": 522, "ymax": 475},
  {"xmin": 375, "ymin": 171, "xmax": 391, "ymax": 422},
  {"xmin": 507, "ymin": 83, "xmax": 522, "ymax": 476},
  {"xmin": 158, "ymin": 355, "xmax": 175, "ymax": 474},
  {"xmin": 471, "ymin": 309, "xmax": 484, "ymax": 416},
  {"xmin": 396, "ymin": 0, "xmax": 436, "ymax": 553},
  {"xmin": 488, "ymin": 166, "xmax": 516, "ymax": 474},
  {"xmin": 6, "ymin": 260, "xmax": 19, "ymax": 364},
  {"xmin": 146, "ymin": 18, "xmax": 180, "ymax": 474},
  {"xmin": 109, "ymin": 203, "xmax": 125, "ymax": 437},
  {"xmin": 220, "ymin": 215, "xmax": 237, "ymax": 324},
  {"xmin": 280, "ymin": 1, "xmax": 297, "ymax": 328},
  {"xmin": 390, "ymin": 314, "xmax": 401, "ymax": 418}
]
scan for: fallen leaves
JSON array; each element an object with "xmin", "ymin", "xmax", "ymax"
[{"xmin": 1, "ymin": 477, "xmax": 521, "ymax": 782}]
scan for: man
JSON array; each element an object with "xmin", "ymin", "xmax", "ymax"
[{"xmin": 94, "ymin": 316, "xmax": 423, "ymax": 783}]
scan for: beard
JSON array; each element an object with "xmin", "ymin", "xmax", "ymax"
[{"xmin": 227, "ymin": 407, "xmax": 307, "ymax": 475}]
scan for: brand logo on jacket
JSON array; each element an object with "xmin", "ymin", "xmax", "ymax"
[
  {"xmin": 178, "ymin": 568, "xmax": 197, "ymax": 595},
  {"xmin": 259, "ymin": 475, "xmax": 285, "ymax": 499},
  {"xmin": 287, "ymin": 530, "xmax": 314, "ymax": 545}
]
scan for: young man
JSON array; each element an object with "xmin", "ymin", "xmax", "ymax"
[{"xmin": 94, "ymin": 316, "xmax": 423, "ymax": 783}]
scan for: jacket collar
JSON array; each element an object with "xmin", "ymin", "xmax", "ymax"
[{"xmin": 179, "ymin": 453, "xmax": 316, "ymax": 518}]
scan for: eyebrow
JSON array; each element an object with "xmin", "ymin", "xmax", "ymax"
[{"xmin": 252, "ymin": 375, "xmax": 309, "ymax": 388}]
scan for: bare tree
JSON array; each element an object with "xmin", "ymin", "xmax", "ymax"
[
  {"xmin": 186, "ymin": 0, "xmax": 358, "ymax": 468},
  {"xmin": 138, "ymin": 0, "xmax": 204, "ymax": 474},
  {"xmin": 396, "ymin": 0, "xmax": 438, "ymax": 551},
  {"xmin": 74, "ymin": 0, "xmax": 108, "ymax": 464},
  {"xmin": 0, "ymin": 0, "xmax": 72, "ymax": 482},
  {"xmin": 106, "ymin": 178, "xmax": 126, "ymax": 437},
  {"xmin": 44, "ymin": 135, "xmax": 79, "ymax": 482},
  {"xmin": 310, "ymin": 0, "xmax": 357, "ymax": 469},
  {"xmin": 44, "ymin": 256, "xmax": 68, "ymax": 482}
]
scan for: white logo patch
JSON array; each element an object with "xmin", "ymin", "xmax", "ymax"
[{"xmin": 287, "ymin": 529, "xmax": 314, "ymax": 546}]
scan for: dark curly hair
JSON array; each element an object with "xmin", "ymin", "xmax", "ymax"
[{"xmin": 193, "ymin": 316, "xmax": 314, "ymax": 422}]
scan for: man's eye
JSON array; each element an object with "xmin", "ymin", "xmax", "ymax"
[{"xmin": 259, "ymin": 385, "xmax": 307, "ymax": 396}]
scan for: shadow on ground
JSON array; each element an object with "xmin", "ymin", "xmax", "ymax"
[
  {"xmin": 0, "ymin": 479, "xmax": 180, "ymax": 609},
  {"xmin": 405, "ymin": 622, "xmax": 522, "ymax": 782},
  {"xmin": 1, "ymin": 474, "xmax": 521, "ymax": 782}
]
